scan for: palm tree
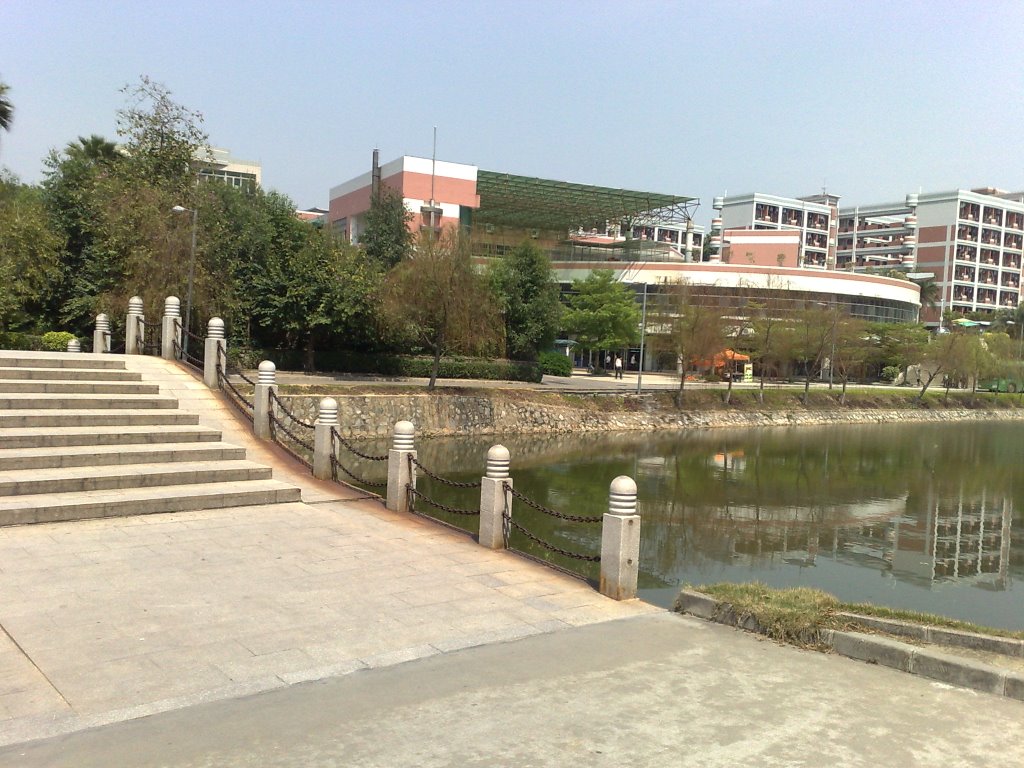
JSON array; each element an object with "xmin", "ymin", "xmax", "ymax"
[
  {"xmin": 72, "ymin": 134, "xmax": 120, "ymax": 163},
  {"xmin": 0, "ymin": 79, "xmax": 13, "ymax": 134}
]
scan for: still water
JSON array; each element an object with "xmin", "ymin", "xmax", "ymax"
[{"xmin": 367, "ymin": 421, "xmax": 1024, "ymax": 630}]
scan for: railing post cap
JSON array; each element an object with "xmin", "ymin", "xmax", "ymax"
[
  {"xmin": 394, "ymin": 420, "xmax": 414, "ymax": 437},
  {"xmin": 257, "ymin": 360, "xmax": 276, "ymax": 385},
  {"xmin": 610, "ymin": 475, "xmax": 637, "ymax": 496},
  {"xmin": 67, "ymin": 338, "xmax": 81, "ymax": 352},
  {"xmin": 486, "ymin": 444, "xmax": 511, "ymax": 479},
  {"xmin": 164, "ymin": 296, "xmax": 181, "ymax": 316},
  {"xmin": 207, "ymin": 317, "xmax": 225, "ymax": 339},
  {"xmin": 317, "ymin": 397, "xmax": 339, "ymax": 425},
  {"xmin": 95, "ymin": 313, "xmax": 110, "ymax": 330},
  {"xmin": 608, "ymin": 475, "xmax": 638, "ymax": 517},
  {"xmin": 128, "ymin": 296, "xmax": 144, "ymax": 314},
  {"xmin": 392, "ymin": 420, "xmax": 415, "ymax": 451}
]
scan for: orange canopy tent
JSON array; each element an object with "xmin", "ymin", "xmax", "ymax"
[{"xmin": 695, "ymin": 349, "xmax": 750, "ymax": 371}]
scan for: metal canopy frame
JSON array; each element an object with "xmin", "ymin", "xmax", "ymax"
[{"xmin": 474, "ymin": 170, "xmax": 699, "ymax": 231}]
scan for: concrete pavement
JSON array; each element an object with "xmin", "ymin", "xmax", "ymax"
[
  {"xmin": 3, "ymin": 612, "xmax": 1023, "ymax": 767},
  {"xmin": 0, "ymin": 356, "xmax": 655, "ymax": 747}
]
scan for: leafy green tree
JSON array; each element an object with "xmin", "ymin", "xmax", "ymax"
[
  {"xmin": 562, "ymin": 270, "xmax": 640, "ymax": 364},
  {"xmin": 832, "ymin": 317, "xmax": 870, "ymax": 404},
  {"xmin": 489, "ymin": 240, "xmax": 562, "ymax": 360},
  {"xmin": 880, "ymin": 323, "xmax": 929, "ymax": 384},
  {"xmin": 791, "ymin": 305, "xmax": 837, "ymax": 403},
  {"xmin": 0, "ymin": 172, "xmax": 63, "ymax": 330},
  {"xmin": 251, "ymin": 227, "xmax": 379, "ymax": 371},
  {"xmin": 359, "ymin": 185, "xmax": 413, "ymax": 269},
  {"xmin": 918, "ymin": 329, "xmax": 970, "ymax": 400},
  {"xmin": 381, "ymin": 228, "xmax": 502, "ymax": 389}
]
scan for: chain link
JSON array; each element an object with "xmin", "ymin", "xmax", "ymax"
[
  {"xmin": 503, "ymin": 483, "xmax": 602, "ymax": 523},
  {"xmin": 329, "ymin": 445, "xmax": 388, "ymax": 488},
  {"xmin": 269, "ymin": 390, "xmax": 316, "ymax": 430},
  {"xmin": 217, "ymin": 362, "xmax": 254, "ymax": 410},
  {"xmin": 331, "ymin": 427, "xmax": 387, "ymax": 462},
  {"xmin": 269, "ymin": 411, "xmax": 315, "ymax": 453},
  {"xmin": 503, "ymin": 515, "xmax": 600, "ymax": 561},
  {"xmin": 217, "ymin": 345, "xmax": 256, "ymax": 386},
  {"xmin": 407, "ymin": 486, "xmax": 480, "ymax": 516},
  {"xmin": 410, "ymin": 456, "xmax": 482, "ymax": 489}
]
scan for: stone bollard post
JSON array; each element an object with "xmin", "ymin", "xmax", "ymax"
[
  {"xmin": 67, "ymin": 338, "xmax": 81, "ymax": 353},
  {"xmin": 479, "ymin": 445, "xmax": 512, "ymax": 549},
  {"xmin": 125, "ymin": 296, "xmax": 144, "ymax": 355},
  {"xmin": 93, "ymin": 313, "xmax": 110, "ymax": 354},
  {"xmin": 253, "ymin": 361, "xmax": 277, "ymax": 440},
  {"xmin": 599, "ymin": 475, "xmax": 641, "ymax": 601},
  {"xmin": 161, "ymin": 296, "xmax": 181, "ymax": 360},
  {"xmin": 313, "ymin": 397, "xmax": 338, "ymax": 480},
  {"xmin": 386, "ymin": 421, "xmax": 416, "ymax": 513},
  {"xmin": 204, "ymin": 317, "xmax": 226, "ymax": 389}
]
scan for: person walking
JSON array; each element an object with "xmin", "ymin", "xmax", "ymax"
[{"xmin": 614, "ymin": 355, "xmax": 623, "ymax": 379}]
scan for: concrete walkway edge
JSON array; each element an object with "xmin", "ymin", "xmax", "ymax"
[{"xmin": 676, "ymin": 589, "xmax": 1024, "ymax": 702}]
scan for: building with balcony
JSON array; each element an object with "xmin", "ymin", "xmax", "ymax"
[
  {"xmin": 196, "ymin": 147, "xmax": 261, "ymax": 191},
  {"xmin": 836, "ymin": 188, "xmax": 1024, "ymax": 324},
  {"xmin": 715, "ymin": 192, "xmax": 838, "ymax": 269}
]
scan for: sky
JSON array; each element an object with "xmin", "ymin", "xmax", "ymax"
[{"xmin": 3, "ymin": 0, "xmax": 1024, "ymax": 228}]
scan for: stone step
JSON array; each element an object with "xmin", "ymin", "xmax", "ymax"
[
  {"xmin": 0, "ymin": 441, "xmax": 246, "ymax": 471},
  {"xmin": 0, "ymin": 380, "xmax": 161, "ymax": 395},
  {"xmin": 0, "ymin": 409, "xmax": 200, "ymax": 429},
  {"xmin": 0, "ymin": 393, "xmax": 178, "ymax": 410},
  {"xmin": 0, "ymin": 479, "xmax": 303, "ymax": 526},
  {"xmin": 0, "ymin": 424, "xmax": 221, "ymax": 449},
  {"xmin": 0, "ymin": 354, "xmax": 126, "ymax": 370},
  {"xmin": 0, "ymin": 367, "xmax": 143, "ymax": 382},
  {"xmin": 0, "ymin": 460, "xmax": 272, "ymax": 496}
]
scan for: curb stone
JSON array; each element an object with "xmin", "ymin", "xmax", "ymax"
[{"xmin": 675, "ymin": 590, "xmax": 1024, "ymax": 701}]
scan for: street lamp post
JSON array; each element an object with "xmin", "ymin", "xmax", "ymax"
[{"xmin": 172, "ymin": 205, "xmax": 197, "ymax": 359}]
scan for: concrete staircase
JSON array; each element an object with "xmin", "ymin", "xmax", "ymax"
[{"xmin": 0, "ymin": 351, "xmax": 301, "ymax": 526}]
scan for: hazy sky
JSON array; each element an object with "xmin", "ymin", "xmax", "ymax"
[{"xmin": 3, "ymin": 1, "xmax": 1024, "ymax": 226}]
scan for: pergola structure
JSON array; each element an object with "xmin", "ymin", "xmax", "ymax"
[{"xmin": 473, "ymin": 170, "xmax": 699, "ymax": 231}]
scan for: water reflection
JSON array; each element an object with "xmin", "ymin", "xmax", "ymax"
[{"xmin": 413, "ymin": 421, "xmax": 1024, "ymax": 629}]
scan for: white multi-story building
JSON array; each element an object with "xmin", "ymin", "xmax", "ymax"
[
  {"xmin": 716, "ymin": 192, "xmax": 837, "ymax": 269},
  {"xmin": 197, "ymin": 147, "xmax": 262, "ymax": 191}
]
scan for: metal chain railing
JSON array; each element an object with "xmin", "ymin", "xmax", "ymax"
[
  {"xmin": 410, "ymin": 456, "xmax": 482, "ymax": 489},
  {"xmin": 267, "ymin": 390, "xmax": 316, "ymax": 470},
  {"xmin": 215, "ymin": 351, "xmax": 254, "ymax": 422},
  {"xmin": 139, "ymin": 317, "xmax": 161, "ymax": 355},
  {"xmin": 500, "ymin": 482, "xmax": 601, "ymax": 562},
  {"xmin": 331, "ymin": 427, "xmax": 388, "ymax": 462},
  {"xmin": 329, "ymin": 447, "xmax": 388, "ymax": 488},
  {"xmin": 405, "ymin": 454, "xmax": 479, "ymax": 518},
  {"xmin": 173, "ymin": 320, "xmax": 203, "ymax": 371},
  {"xmin": 503, "ymin": 483, "xmax": 603, "ymax": 523},
  {"xmin": 407, "ymin": 486, "xmax": 480, "ymax": 516}
]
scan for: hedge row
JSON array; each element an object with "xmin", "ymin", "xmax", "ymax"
[
  {"xmin": 538, "ymin": 351, "xmax": 573, "ymax": 377},
  {"xmin": 0, "ymin": 332, "xmax": 45, "ymax": 351},
  {"xmin": 230, "ymin": 348, "xmax": 542, "ymax": 383}
]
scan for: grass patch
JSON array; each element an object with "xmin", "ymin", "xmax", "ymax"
[{"xmin": 682, "ymin": 582, "xmax": 1024, "ymax": 645}]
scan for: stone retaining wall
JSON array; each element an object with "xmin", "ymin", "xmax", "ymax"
[{"xmin": 277, "ymin": 392, "xmax": 1024, "ymax": 438}]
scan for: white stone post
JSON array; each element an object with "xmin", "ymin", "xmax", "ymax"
[
  {"xmin": 599, "ymin": 475, "xmax": 641, "ymax": 601},
  {"xmin": 67, "ymin": 338, "xmax": 81, "ymax": 353},
  {"xmin": 204, "ymin": 317, "xmax": 226, "ymax": 389},
  {"xmin": 161, "ymin": 296, "xmax": 181, "ymax": 360},
  {"xmin": 479, "ymin": 445, "xmax": 512, "ymax": 549},
  {"xmin": 125, "ymin": 296, "xmax": 144, "ymax": 355},
  {"xmin": 93, "ymin": 313, "xmax": 110, "ymax": 354},
  {"xmin": 386, "ymin": 421, "xmax": 415, "ymax": 513},
  {"xmin": 253, "ymin": 361, "xmax": 277, "ymax": 440},
  {"xmin": 313, "ymin": 397, "xmax": 338, "ymax": 481}
]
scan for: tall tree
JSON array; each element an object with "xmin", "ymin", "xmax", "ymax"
[
  {"xmin": 360, "ymin": 185, "xmax": 413, "ymax": 269},
  {"xmin": 381, "ymin": 228, "xmax": 502, "ymax": 389},
  {"xmin": 562, "ymin": 270, "xmax": 640, "ymax": 365},
  {"xmin": 881, "ymin": 323, "xmax": 929, "ymax": 385},
  {"xmin": 649, "ymin": 279, "xmax": 725, "ymax": 403},
  {"xmin": 489, "ymin": 240, "xmax": 562, "ymax": 360}
]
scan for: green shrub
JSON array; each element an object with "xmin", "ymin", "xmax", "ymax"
[
  {"xmin": 0, "ymin": 332, "xmax": 44, "ymax": 351},
  {"xmin": 538, "ymin": 351, "xmax": 572, "ymax": 377},
  {"xmin": 41, "ymin": 331, "xmax": 77, "ymax": 351},
  {"xmin": 880, "ymin": 365, "xmax": 900, "ymax": 383}
]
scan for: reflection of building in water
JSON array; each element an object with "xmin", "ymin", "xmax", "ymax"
[{"xmin": 834, "ymin": 487, "xmax": 1014, "ymax": 589}]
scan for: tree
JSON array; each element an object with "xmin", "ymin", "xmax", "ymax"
[
  {"xmin": 880, "ymin": 323, "xmax": 929, "ymax": 385},
  {"xmin": 832, "ymin": 317, "xmax": 870, "ymax": 405},
  {"xmin": 790, "ymin": 306, "xmax": 835, "ymax": 403},
  {"xmin": 0, "ymin": 172, "xmax": 63, "ymax": 331},
  {"xmin": 649, "ymin": 279, "xmax": 725, "ymax": 403},
  {"xmin": 251, "ymin": 226, "xmax": 379, "ymax": 371},
  {"xmin": 489, "ymin": 240, "xmax": 562, "ymax": 360},
  {"xmin": 380, "ymin": 228, "xmax": 503, "ymax": 389},
  {"xmin": 0, "ymin": 79, "xmax": 12, "ymax": 134},
  {"xmin": 917, "ymin": 329, "xmax": 969, "ymax": 400},
  {"xmin": 360, "ymin": 185, "xmax": 413, "ymax": 269},
  {"xmin": 744, "ymin": 275, "xmax": 791, "ymax": 403},
  {"xmin": 562, "ymin": 270, "xmax": 640, "ymax": 365}
]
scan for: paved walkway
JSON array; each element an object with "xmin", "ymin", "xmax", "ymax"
[
  {"xmin": 0, "ymin": 356, "xmax": 654, "ymax": 747},
  {"xmin": 3, "ymin": 612, "xmax": 1023, "ymax": 767}
]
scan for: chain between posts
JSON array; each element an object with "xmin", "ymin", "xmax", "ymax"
[
  {"xmin": 503, "ymin": 483, "xmax": 603, "ymax": 523},
  {"xmin": 329, "ymin": 431, "xmax": 387, "ymax": 488},
  {"xmin": 269, "ymin": 390, "xmax": 316, "ymax": 430},
  {"xmin": 407, "ymin": 486, "xmax": 480, "ymax": 516},
  {"xmin": 216, "ymin": 345, "xmax": 256, "ymax": 386},
  {"xmin": 410, "ymin": 456, "xmax": 482, "ymax": 489},
  {"xmin": 268, "ymin": 410, "xmax": 313, "ymax": 468},
  {"xmin": 500, "ymin": 482, "xmax": 601, "ymax": 562},
  {"xmin": 331, "ymin": 426, "xmax": 387, "ymax": 462},
  {"xmin": 216, "ymin": 360, "xmax": 255, "ymax": 419}
]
